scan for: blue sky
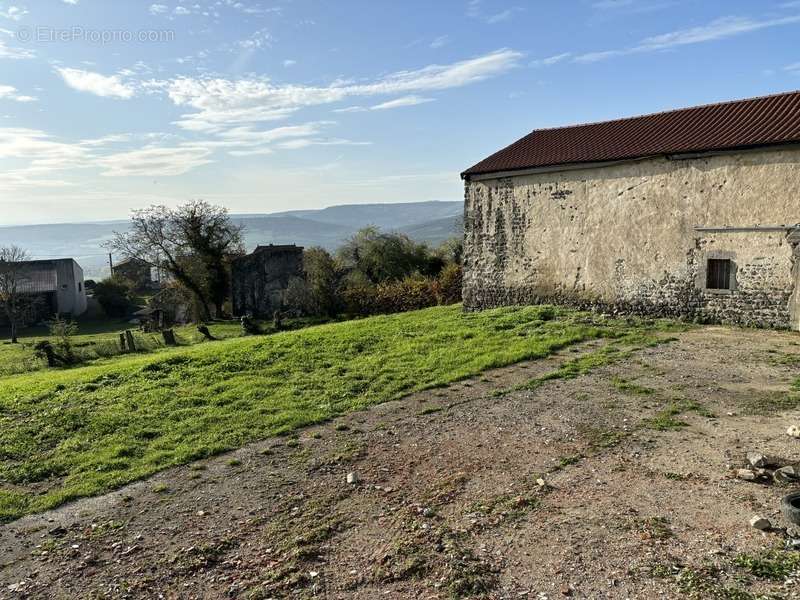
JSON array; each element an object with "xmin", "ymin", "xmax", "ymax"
[{"xmin": 0, "ymin": 0, "xmax": 799, "ymax": 225}]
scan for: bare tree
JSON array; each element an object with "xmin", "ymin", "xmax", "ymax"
[
  {"xmin": 0, "ymin": 245, "xmax": 31, "ymax": 343},
  {"xmin": 108, "ymin": 201, "xmax": 244, "ymax": 321}
]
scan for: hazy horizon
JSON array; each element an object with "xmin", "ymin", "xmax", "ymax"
[{"xmin": 0, "ymin": 199, "xmax": 461, "ymax": 228}]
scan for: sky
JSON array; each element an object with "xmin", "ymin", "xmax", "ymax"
[{"xmin": 0, "ymin": 0, "xmax": 799, "ymax": 226}]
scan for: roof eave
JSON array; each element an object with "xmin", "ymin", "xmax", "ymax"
[{"xmin": 462, "ymin": 141, "xmax": 800, "ymax": 181}]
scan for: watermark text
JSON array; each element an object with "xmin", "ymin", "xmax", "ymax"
[{"xmin": 17, "ymin": 26, "xmax": 175, "ymax": 44}]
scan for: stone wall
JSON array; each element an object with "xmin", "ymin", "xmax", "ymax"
[
  {"xmin": 231, "ymin": 245, "xmax": 303, "ymax": 318},
  {"xmin": 463, "ymin": 146, "xmax": 800, "ymax": 329}
]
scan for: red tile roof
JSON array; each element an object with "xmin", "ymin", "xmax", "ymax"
[{"xmin": 462, "ymin": 90, "xmax": 800, "ymax": 178}]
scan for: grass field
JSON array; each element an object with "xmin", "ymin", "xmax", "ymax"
[
  {"xmin": 0, "ymin": 305, "xmax": 679, "ymax": 522},
  {"xmin": 0, "ymin": 319, "xmax": 303, "ymax": 377}
]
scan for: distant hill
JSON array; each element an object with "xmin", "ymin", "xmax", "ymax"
[
  {"xmin": 274, "ymin": 201, "xmax": 463, "ymax": 230},
  {"xmin": 0, "ymin": 201, "xmax": 463, "ymax": 279}
]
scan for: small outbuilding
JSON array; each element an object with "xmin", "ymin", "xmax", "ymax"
[
  {"xmin": 13, "ymin": 258, "xmax": 87, "ymax": 321},
  {"xmin": 461, "ymin": 90, "xmax": 800, "ymax": 329},
  {"xmin": 231, "ymin": 244, "xmax": 304, "ymax": 317}
]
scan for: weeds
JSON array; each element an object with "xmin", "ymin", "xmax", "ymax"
[
  {"xmin": 611, "ymin": 376, "xmax": 655, "ymax": 395},
  {"xmin": 653, "ymin": 550, "xmax": 797, "ymax": 599},
  {"xmin": 735, "ymin": 549, "xmax": 800, "ymax": 580},
  {"xmin": 644, "ymin": 398, "xmax": 714, "ymax": 430},
  {"xmin": 740, "ymin": 387, "xmax": 800, "ymax": 415}
]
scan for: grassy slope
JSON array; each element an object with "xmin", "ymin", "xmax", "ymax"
[
  {"xmin": 0, "ymin": 321, "xmax": 258, "ymax": 377},
  {"xmin": 0, "ymin": 305, "xmax": 672, "ymax": 521}
]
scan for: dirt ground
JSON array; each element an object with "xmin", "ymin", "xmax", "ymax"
[{"xmin": 2, "ymin": 326, "xmax": 800, "ymax": 599}]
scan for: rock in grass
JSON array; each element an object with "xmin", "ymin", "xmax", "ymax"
[
  {"xmin": 346, "ymin": 472, "xmax": 359, "ymax": 485},
  {"xmin": 749, "ymin": 515, "xmax": 771, "ymax": 530}
]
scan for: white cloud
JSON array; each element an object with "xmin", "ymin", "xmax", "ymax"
[
  {"xmin": 163, "ymin": 49, "xmax": 521, "ymax": 131},
  {"xmin": 0, "ymin": 37, "xmax": 33, "ymax": 59},
  {"xmin": 573, "ymin": 49, "xmax": 623, "ymax": 63},
  {"xmin": 786, "ymin": 62, "xmax": 800, "ymax": 72},
  {"xmin": 332, "ymin": 105, "xmax": 367, "ymax": 114},
  {"xmin": 173, "ymin": 5, "xmax": 191, "ymax": 15},
  {"xmin": 97, "ymin": 146, "xmax": 213, "ymax": 176},
  {"xmin": 0, "ymin": 49, "xmax": 518, "ymax": 186},
  {"xmin": 56, "ymin": 67, "xmax": 136, "ymax": 99},
  {"xmin": 466, "ymin": 1, "xmax": 521, "ymax": 24},
  {"xmin": 531, "ymin": 14, "xmax": 800, "ymax": 66},
  {"xmin": 370, "ymin": 95, "xmax": 435, "ymax": 110},
  {"xmin": 0, "ymin": 84, "xmax": 36, "ymax": 102},
  {"xmin": 635, "ymin": 15, "xmax": 800, "ymax": 51},
  {"xmin": 0, "ymin": 5, "xmax": 27, "ymax": 21},
  {"xmin": 486, "ymin": 9, "xmax": 517, "ymax": 24},
  {"xmin": 334, "ymin": 95, "xmax": 435, "ymax": 113},
  {"xmin": 227, "ymin": 146, "xmax": 273, "ymax": 156},
  {"xmin": 62, "ymin": 0, "xmax": 79, "ymax": 4},
  {"xmin": 181, "ymin": 121, "xmax": 372, "ymax": 157},
  {"xmin": 149, "ymin": 4, "xmax": 168, "ymax": 15},
  {"xmin": 430, "ymin": 35, "xmax": 449, "ymax": 49},
  {"xmin": 283, "ymin": 59, "xmax": 296, "ymax": 67},
  {"xmin": 237, "ymin": 27, "xmax": 271, "ymax": 50},
  {"xmin": 0, "ymin": 128, "xmax": 90, "ymax": 163},
  {"xmin": 275, "ymin": 138, "xmax": 371, "ymax": 150},
  {"xmin": 466, "ymin": 0, "xmax": 481, "ymax": 18},
  {"xmin": 358, "ymin": 49, "xmax": 521, "ymax": 93},
  {"xmin": 530, "ymin": 52, "xmax": 572, "ymax": 67},
  {"xmin": 0, "ymin": 127, "xmax": 223, "ymax": 186}
]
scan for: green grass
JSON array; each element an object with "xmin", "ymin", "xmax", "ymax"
[
  {"xmin": 0, "ymin": 304, "xmax": 675, "ymax": 522},
  {"xmin": 611, "ymin": 376, "xmax": 655, "ymax": 395},
  {"xmin": 0, "ymin": 320, "xmax": 247, "ymax": 377},
  {"xmin": 740, "ymin": 383, "xmax": 800, "ymax": 415},
  {"xmin": 735, "ymin": 549, "xmax": 800, "ymax": 580},
  {"xmin": 644, "ymin": 398, "xmax": 714, "ymax": 430},
  {"xmin": 652, "ymin": 548, "xmax": 800, "ymax": 599}
]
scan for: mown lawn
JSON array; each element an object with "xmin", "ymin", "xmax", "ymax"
[{"xmin": 0, "ymin": 305, "xmax": 677, "ymax": 521}]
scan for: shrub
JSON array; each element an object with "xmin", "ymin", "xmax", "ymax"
[
  {"xmin": 375, "ymin": 275, "xmax": 440, "ymax": 314},
  {"xmin": 337, "ymin": 227, "xmax": 442, "ymax": 284},
  {"xmin": 94, "ymin": 277, "xmax": 134, "ymax": 318},
  {"xmin": 48, "ymin": 317, "xmax": 79, "ymax": 364},
  {"xmin": 435, "ymin": 236, "xmax": 463, "ymax": 265},
  {"xmin": 437, "ymin": 264, "xmax": 462, "ymax": 305},
  {"xmin": 303, "ymin": 247, "xmax": 342, "ymax": 316},
  {"xmin": 342, "ymin": 283, "xmax": 379, "ymax": 316}
]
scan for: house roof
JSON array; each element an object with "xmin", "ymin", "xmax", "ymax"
[
  {"xmin": 253, "ymin": 244, "xmax": 303, "ymax": 254},
  {"xmin": 114, "ymin": 257, "xmax": 148, "ymax": 267},
  {"xmin": 462, "ymin": 90, "xmax": 800, "ymax": 178}
]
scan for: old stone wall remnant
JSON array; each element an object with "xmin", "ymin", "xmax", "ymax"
[{"xmin": 231, "ymin": 244, "xmax": 304, "ymax": 318}]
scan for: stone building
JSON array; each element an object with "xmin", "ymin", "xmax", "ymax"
[
  {"xmin": 461, "ymin": 91, "xmax": 800, "ymax": 329},
  {"xmin": 112, "ymin": 257, "xmax": 153, "ymax": 291},
  {"xmin": 231, "ymin": 244, "xmax": 303, "ymax": 317}
]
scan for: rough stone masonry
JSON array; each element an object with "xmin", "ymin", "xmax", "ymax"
[{"xmin": 462, "ymin": 146, "xmax": 800, "ymax": 329}]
